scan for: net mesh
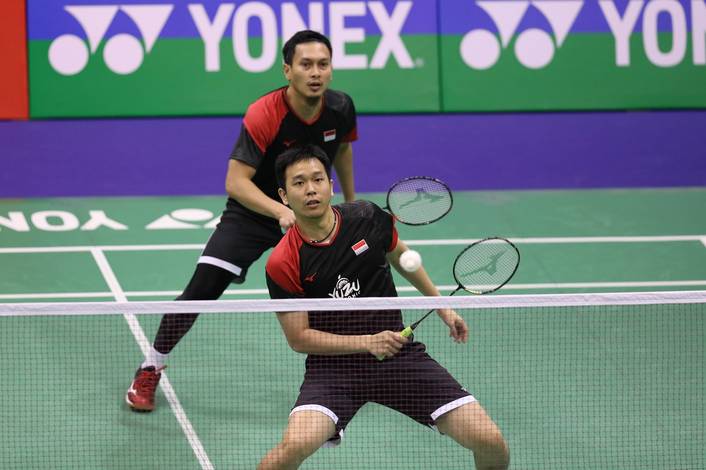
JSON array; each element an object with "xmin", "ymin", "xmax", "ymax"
[
  {"xmin": 1, "ymin": 292, "xmax": 704, "ymax": 470},
  {"xmin": 386, "ymin": 177, "xmax": 452, "ymax": 225}
]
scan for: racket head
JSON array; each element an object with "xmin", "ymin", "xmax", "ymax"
[
  {"xmin": 453, "ymin": 237, "xmax": 520, "ymax": 295},
  {"xmin": 385, "ymin": 176, "xmax": 453, "ymax": 226}
]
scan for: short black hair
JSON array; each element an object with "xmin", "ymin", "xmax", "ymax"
[
  {"xmin": 275, "ymin": 145, "xmax": 332, "ymax": 191},
  {"xmin": 282, "ymin": 30, "xmax": 332, "ymax": 65}
]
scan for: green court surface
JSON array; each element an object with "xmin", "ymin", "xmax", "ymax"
[{"xmin": 1, "ymin": 188, "xmax": 705, "ymax": 469}]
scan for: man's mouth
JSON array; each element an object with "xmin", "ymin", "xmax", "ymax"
[{"xmin": 305, "ymin": 199, "xmax": 320, "ymax": 207}]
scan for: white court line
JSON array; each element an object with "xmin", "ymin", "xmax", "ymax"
[
  {"xmin": 407, "ymin": 235, "xmax": 706, "ymax": 245},
  {"xmin": 4, "ymin": 280, "xmax": 706, "ymax": 301},
  {"xmin": 1, "ymin": 235, "xmax": 706, "ymax": 254},
  {"xmin": 89, "ymin": 248, "xmax": 214, "ymax": 470}
]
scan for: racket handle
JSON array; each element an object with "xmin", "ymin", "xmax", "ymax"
[{"xmin": 375, "ymin": 326, "xmax": 414, "ymax": 361}]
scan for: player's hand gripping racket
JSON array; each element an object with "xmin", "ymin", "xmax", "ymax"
[
  {"xmin": 383, "ymin": 176, "xmax": 453, "ymax": 225},
  {"xmin": 377, "ymin": 237, "xmax": 520, "ymax": 360}
]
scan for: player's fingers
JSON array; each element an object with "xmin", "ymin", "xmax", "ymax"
[
  {"xmin": 457, "ymin": 321, "xmax": 469, "ymax": 343},
  {"xmin": 449, "ymin": 322, "xmax": 467, "ymax": 343},
  {"xmin": 394, "ymin": 332, "xmax": 409, "ymax": 344}
]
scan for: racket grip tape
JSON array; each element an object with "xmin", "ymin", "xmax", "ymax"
[{"xmin": 375, "ymin": 326, "xmax": 414, "ymax": 361}]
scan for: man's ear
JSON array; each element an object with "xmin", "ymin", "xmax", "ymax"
[
  {"xmin": 330, "ymin": 179, "xmax": 334, "ymax": 196},
  {"xmin": 278, "ymin": 187, "xmax": 288, "ymax": 205},
  {"xmin": 283, "ymin": 63, "xmax": 291, "ymax": 81}
]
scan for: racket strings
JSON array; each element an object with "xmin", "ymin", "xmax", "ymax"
[
  {"xmin": 387, "ymin": 178, "xmax": 452, "ymax": 225},
  {"xmin": 454, "ymin": 241, "xmax": 520, "ymax": 294}
]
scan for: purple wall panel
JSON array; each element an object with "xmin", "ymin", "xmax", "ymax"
[{"xmin": 1, "ymin": 111, "xmax": 705, "ymax": 198}]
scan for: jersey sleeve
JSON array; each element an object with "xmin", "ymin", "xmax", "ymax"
[
  {"xmin": 230, "ymin": 90, "xmax": 287, "ymax": 167},
  {"xmin": 342, "ymin": 94, "xmax": 358, "ymax": 143},
  {"xmin": 369, "ymin": 202, "xmax": 398, "ymax": 252},
  {"xmin": 265, "ymin": 234, "xmax": 305, "ymax": 299},
  {"xmin": 266, "ymin": 271, "xmax": 300, "ymax": 299},
  {"xmin": 230, "ymin": 124, "xmax": 264, "ymax": 169}
]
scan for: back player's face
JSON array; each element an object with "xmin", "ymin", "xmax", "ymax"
[
  {"xmin": 284, "ymin": 42, "xmax": 332, "ymax": 102},
  {"xmin": 279, "ymin": 158, "xmax": 333, "ymax": 220}
]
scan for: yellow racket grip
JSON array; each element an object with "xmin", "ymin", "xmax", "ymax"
[{"xmin": 375, "ymin": 326, "xmax": 414, "ymax": 361}]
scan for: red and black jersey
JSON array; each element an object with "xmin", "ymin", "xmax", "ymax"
[
  {"xmin": 226, "ymin": 87, "xmax": 357, "ymax": 221},
  {"xmin": 266, "ymin": 201, "xmax": 403, "ymax": 336}
]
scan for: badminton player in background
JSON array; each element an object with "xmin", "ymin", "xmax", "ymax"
[
  {"xmin": 259, "ymin": 145, "xmax": 509, "ymax": 470},
  {"xmin": 126, "ymin": 30, "xmax": 358, "ymax": 411}
]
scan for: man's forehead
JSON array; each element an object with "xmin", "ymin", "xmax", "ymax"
[
  {"xmin": 287, "ymin": 158, "xmax": 326, "ymax": 178},
  {"xmin": 293, "ymin": 42, "xmax": 330, "ymax": 61}
]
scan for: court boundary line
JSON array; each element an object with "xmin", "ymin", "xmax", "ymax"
[
  {"xmin": 90, "ymin": 248, "xmax": 214, "ymax": 470},
  {"xmin": 1, "ymin": 234, "xmax": 706, "ymax": 254},
  {"xmin": 2, "ymin": 238, "xmax": 704, "ymax": 301}
]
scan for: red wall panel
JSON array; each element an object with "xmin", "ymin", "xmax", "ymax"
[{"xmin": 0, "ymin": 0, "xmax": 28, "ymax": 120}]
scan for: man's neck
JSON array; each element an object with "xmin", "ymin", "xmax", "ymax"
[
  {"xmin": 286, "ymin": 87, "xmax": 323, "ymax": 122},
  {"xmin": 299, "ymin": 208, "xmax": 336, "ymax": 244}
]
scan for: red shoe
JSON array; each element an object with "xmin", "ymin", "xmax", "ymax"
[{"xmin": 125, "ymin": 366, "xmax": 165, "ymax": 412}]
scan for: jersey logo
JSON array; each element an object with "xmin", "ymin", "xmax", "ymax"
[
  {"xmin": 323, "ymin": 129, "xmax": 336, "ymax": 142},
  {"xmin": 304, "ymin": 273, "xmax": 317, "ymax": 283},
  {"xmin": 328, "ymin": 275, "xmax": 361, "ymax": 298},
  {"xmin": 351, "ymin": 239, "xmax": 369, "ymax": 256}
]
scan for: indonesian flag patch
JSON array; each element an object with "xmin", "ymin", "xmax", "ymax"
[
  {"xmin": 323, "ymin": 129, "xmax": 336, "ymax": 142},
  {"xmin": 351, "ymin": 239, "xmax": 369, "ymax": 256}
]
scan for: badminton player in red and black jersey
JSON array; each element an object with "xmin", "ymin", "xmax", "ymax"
[
  {"xmin": 259, "ymin": 146, "xmax": 509, "ymax": 470},
  {"xmin": 126, "ymin": 30, "xmax": 359, "ymax": 412}
]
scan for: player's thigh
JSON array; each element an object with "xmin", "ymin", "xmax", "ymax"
[
  {"xmin": 200, "ymin": 217, "xmax": 281, "ymax": 281},
  {"xmin": 435, "ymin": 401, "xmax": 505, "ymax": 450},
  {"xmin": 282, "ymin": 410, "xmax": 336, "ymax": 451}
]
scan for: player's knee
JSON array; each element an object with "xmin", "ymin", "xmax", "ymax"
[
  {"xmin": 279, "ymin": 434, "xmax": 319, "ymax": 462},
  {"xmin": 473, "ymin": 429, "xmax": 509, "ymax": 470}
]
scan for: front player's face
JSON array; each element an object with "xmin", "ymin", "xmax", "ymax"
[
  {"xmin": 284, "ymin": 42, "xmax": 332, "ymax": 101},
  {"xmin": 279, "ymin": 158, "xmax": 333, "ymax": 219}
]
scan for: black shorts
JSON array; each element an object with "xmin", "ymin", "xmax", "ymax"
[
  {"xmin": 198, "ymin": 213, "xmax": 282, "ymax": 283},
  {"xmin": 290, "ymin": 345, "xmax": 475, "ymax": 446}
]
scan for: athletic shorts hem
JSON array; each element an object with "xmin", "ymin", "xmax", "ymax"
[
  {"xmin": 197, "ymin": 256, "xmax": 243, "ymax": 276},
  {"xmin": 290, "ymin": 405, "xmax": 343, "ymax": 447},
  {"xmin": 430, "ymin": 395, "xmax": 477, "ymax": 423},
  {"xmin": 290, "ymin": 404, "xmax": 339, "ymax": 425}
]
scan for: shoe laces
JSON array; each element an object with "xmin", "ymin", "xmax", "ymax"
[{"xmin": 135, "ymin": 366, "xmax": 166, "ymax": 391}]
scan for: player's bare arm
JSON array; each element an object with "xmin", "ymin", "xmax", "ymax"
[
  {"xmin": 387, "ymin": 240, "xmax": 469, "ymax": 343},
  {"xmin": 332, "ymin": 142, "xmax": 355, "ymax": 202},
  {"xmin": 226, "ymin": 159, "xmax": 295, "ymax": 229},
  {"xmin": 276, "ymin": 311, "xmax": 408, "ymax": 358}
]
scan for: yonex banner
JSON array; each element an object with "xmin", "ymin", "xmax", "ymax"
[
  {"xmin": 440, "ymin": 0, "xmax": 706, "ymax": 111},
  {"xmin": 27, "ymin": 0, "xmax": 439, "ymax": 117},
  {"xmin": 26, "ymin": 0, "xmax": 706, "ymax": 117}
]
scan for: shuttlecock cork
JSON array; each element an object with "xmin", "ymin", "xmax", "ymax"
[{"xmin": 399, "ymin": 249, "xmax": 422, "ymax": 272}]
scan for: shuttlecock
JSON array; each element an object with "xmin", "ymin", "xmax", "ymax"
[{"xmin": 399, "ymin": 249, "xmax": 422, "ymax": 272}]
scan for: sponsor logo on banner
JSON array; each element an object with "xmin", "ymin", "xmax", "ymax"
[
  {"xmin": 48, "ymin": 1, "xmax": 419, "ymax": 76},
  {"xmin": 0, "ymin": 208, "xmax": 220, "ymax": 232},
  {"xmin": 460, "ymin": 0, "xmax": 706, "ymax": 70},
  {"xmin": 49, "ymin": 4, "xmax": 174, "ymax": 75}
]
